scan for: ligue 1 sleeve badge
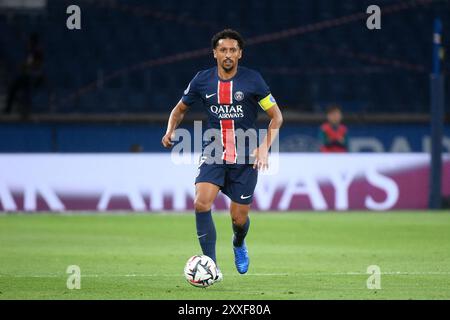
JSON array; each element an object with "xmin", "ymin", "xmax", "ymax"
[{"xmin": 234, "ymin": 91, "xmax": 244, "ymax": 101}]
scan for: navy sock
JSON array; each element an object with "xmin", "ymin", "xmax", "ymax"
[
  {"xmin": 195, "ymin": 210, "xmax": 217, "ymax": 263},
  {"xmin": 232, "ymin": 217, "xmax": 250, "ymax": 247}
]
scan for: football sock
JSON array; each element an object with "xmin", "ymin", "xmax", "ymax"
[
  {"xmin": 195, "ymin": 210, "xmax": 217, "ymax": 263},
  {"xmin": 232, "ymin": 216, "xmax": 250, "ymax": 247}
]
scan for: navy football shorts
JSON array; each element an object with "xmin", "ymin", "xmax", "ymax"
[{"xmin": 195, "ymin": 160, "xmax": 258, "ymax": 205}]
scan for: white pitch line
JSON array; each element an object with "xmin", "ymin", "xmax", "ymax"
[
  {"xmin": 0, "ymin": 273, "xmax": 289, "ymax": 278},
  {"xmin": 1, "ymin": 272, "xmax": 450, "ymax": 278}
]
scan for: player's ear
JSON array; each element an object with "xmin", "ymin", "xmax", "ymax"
[
  {"xmin": 213, "ymin": 49, "xmax": 217, "ymax": 59},
  {"xmin": 238, "ymin": 49, "xmax": 242, "ymax": 59}
]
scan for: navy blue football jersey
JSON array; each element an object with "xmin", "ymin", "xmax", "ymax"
[{"xmin": 181, "ymin": 66, "xmax": 277, "ymax": 164}]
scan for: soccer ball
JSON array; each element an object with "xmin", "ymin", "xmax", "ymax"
[{"xmin": 184, "ymin": 255, "xmax": 218, "ymax": 288}]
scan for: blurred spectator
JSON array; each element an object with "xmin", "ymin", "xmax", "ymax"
[
  {"xmin": 319, "ymin": 105, "xmax": 348, "ymax": 153},
  {"xmin": 3, "ymin": 32, "xmax": 45, "ymax": 117},
  {"xmin": 130, "ymin": 144, "xmax": 143, "ymax": 152}
]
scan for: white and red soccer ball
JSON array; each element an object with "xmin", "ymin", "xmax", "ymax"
[{"xmin": 184, "ymin": 255, "xmax": 218, "ymax": 288}]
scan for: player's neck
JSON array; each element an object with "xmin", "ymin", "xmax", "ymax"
[{"xmin": 217, "ymin": 65, "xmax": 238, "ymax": 81}]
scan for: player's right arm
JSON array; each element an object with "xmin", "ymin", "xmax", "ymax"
[
  {"xmin": 161, "ymin": 100, "xmax": 189, "ymax": 148},
  {"xmin": 162, "ymin": 72, "xmax": 201, "ymax": 148}
]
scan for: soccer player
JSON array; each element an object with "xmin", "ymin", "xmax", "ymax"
[
  {"xmin": 319, "ymin": 105, "xmax": 348, "ymax": 152},
  {"xmin": 162, "ymin": 29, "xmax": 283, "ymax": 282}
]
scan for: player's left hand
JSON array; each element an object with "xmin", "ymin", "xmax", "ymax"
[{"xmin": 251, "ymin": 147, "xmax": 269, "ymax": 171}]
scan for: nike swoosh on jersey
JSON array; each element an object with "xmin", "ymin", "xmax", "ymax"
[
  {"xmin": 240, "ymin": 195, "xmax": 252, "ymax": 200},
  {"xmin": 205, "ymin": 93, "xmax": 216, "ymax": 99}
]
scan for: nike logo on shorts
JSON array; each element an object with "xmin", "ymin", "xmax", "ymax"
[
  {"xmin": 240, "ymin": 195, "xmax": 252, "ymax": 200},
  {"xmin": 205, "ymin": 93, "xmax": 216, "ymax": 99}
]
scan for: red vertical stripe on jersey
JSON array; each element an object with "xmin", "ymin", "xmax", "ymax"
[
  {"xmin": 220, "ymin": 119, "xmax": 237, "ymax": 163},
  {"xmin": 218, "ymin": 80, "xmax": 235, "ymax": 162},
  {"xmin": 218, "ymin": 81, "xmax": 233, "ymax": 104}
]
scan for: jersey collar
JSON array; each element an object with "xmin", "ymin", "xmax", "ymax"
[{"xmin": 216, "ymin": 66, "xmax": 240, "ymax": 82}]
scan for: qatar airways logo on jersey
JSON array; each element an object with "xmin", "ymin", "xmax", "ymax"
[{"xmin": 210, "ymin": 105, "xmax": 244, "ymax": 119}]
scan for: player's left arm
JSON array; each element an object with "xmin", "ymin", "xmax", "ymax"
[{"xmin": 252, "ymin": 103, "xmax": 283, "ymax": 170}]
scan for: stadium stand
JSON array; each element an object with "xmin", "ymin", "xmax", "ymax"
[{"xmin": 0, "ymin": 0, "xmax": 449, "ymax": 115}]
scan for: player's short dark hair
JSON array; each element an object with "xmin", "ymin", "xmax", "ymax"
[
  {"xmin": 326, "ymin": 104, "xmax": 342, "ymax": 114},
  {"xmin": 211, "ymin": 29, "xmax": 245, "ymax": 49}
]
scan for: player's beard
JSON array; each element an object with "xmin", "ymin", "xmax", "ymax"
[{"xmin": 221, "ymin": 59, "xmax": 235, "ymax": 72}]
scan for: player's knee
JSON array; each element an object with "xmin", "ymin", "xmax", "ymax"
[
  {"xmin": 194, "ymin": 198, "xmax": 212, "ymax": 212},
  {"xmin": 232, "ymin": 215, "xmax": 248, "ymax": 226}
]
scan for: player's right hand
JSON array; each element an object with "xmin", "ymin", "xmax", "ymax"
[{"xmin": 161, "ymin": 132, "xmax": 175, "ymax": 148}]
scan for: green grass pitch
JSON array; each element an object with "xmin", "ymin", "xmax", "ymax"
[{"xmin": 0, "ymin": 212, "xmax": 449, "ymax": 300}]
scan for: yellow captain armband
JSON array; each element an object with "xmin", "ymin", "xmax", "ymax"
[{"xmin": 258, "ymin": 94, "xmax": 277, "ymax": 111}]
